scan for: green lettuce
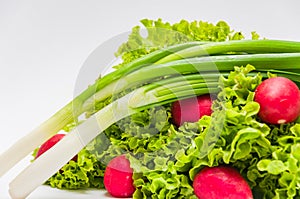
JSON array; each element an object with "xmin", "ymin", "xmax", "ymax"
[
  {"xmin": 125, "ymin": 65, "xmax": 300, "ymax": 199},
  {"xmin": 37, "ymin": 19, "xmax": 300, "ymax": 199},
  {"xmin": 43, "ymin": 65, "xmax": 300, "ymax": 198},
  {"xmin": 92, "ymin": 64, "xmax": 299, "ymax": 199},
  {"xmin": 119, "ymin": 65, "xmax": 267, "ymax": 198},
  {"xmin": 114, "ymin": 18, "xmax": 244, "ymax": 69},
  {"xmin": 46, "ymin": 150, "xmax": 106, "ymax": 189}
]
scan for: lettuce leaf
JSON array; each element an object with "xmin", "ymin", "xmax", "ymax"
[
  {"xmin": 115, "ymin": 18, "xmax": 243, "ymax": 69},
  {"xmin": 46, "ymin": 149, "xmax": 106, "ymax": 189},
  {"xmin": 38, "ymin": 19, "xmax": 300, "ymax": 198},
  {"xmin": 126, "ymin": 65, "xmax": 298, "ymax": 199},
  {"xmin": 42, "ymin": 63, "xmax": 300, "ymax": 198}
]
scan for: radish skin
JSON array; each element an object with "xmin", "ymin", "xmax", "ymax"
[
  {"xmin": 104, "ymin": 155, "xmax": 135, "ymax": 198},
  {"xmin": 171, "ymin": 94, "xmax": 213, "ymax": 127},
  {"xmin": 193, "ymin": 166, "xmax": 253, "ymax": 199},
  {"xmin": 254, "ymin": 77, "xmax": 300, "ymax": 124}
]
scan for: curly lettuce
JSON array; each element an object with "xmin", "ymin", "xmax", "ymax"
[
  {"xmin": 114, "ymin": 18, "xmax": 245, "ymax": 69},
  {"xmin": 35, "ymin": 19, "xmax": 300, "ymax": 199},
  {"xmin": 41, "ymin": 65, "xmax": 300, "ymax": 198}
]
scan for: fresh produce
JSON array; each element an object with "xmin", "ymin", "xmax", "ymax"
[
  {"xmin": 35, "ymin": 134, "xmax": 65, "ymax": 159},
  {"xmin": 35, "ymin": 134, "xmax": 78, "ymax": 162},
  {"xmin": 171, "ymin": 94, "xmax": 213, "ymax": 127},
  {"xmin": 104, "ymin": 155, "xmax": 135, "ymax": 198},
  {"xmin": 2, "ymin": 19, "xmax": 300, "ymax": 199},
  {"xmin": 254, "ymin": 77, "xmax": 300, "ymax": 124},
  {"xmin": 193, "ymin": 165, "xmax": 253, "ymax": 199}
]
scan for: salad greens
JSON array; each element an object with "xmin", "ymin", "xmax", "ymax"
[
  {"xmin": 46, "ymin": 65, "xmax": 300, "ymax": 199},
  {"xmin": 2, "ymin": 18, "xmax": 300, "ymax": 198},
  {"xmin": 115, "ymin": 19, "xmax": 239, "ymax": 68},
  {"xmin": 36, "ymin": 19, "xmax": 300, "ymax": 198},
  {"xmin": 41, "ymin": 18, "xmax": 248, "ymax": 190}
]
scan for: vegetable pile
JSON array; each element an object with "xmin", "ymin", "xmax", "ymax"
[{"xmin": 4, "ymin": 19, "xmax": 300, "ymax": 198}]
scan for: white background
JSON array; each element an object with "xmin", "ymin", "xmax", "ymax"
[{"xmin": 0, "ymin": 0, "xmax": 300, "ymax": 198}]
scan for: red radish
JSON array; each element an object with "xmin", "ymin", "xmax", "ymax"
[
  {"xmin": 35, "ymin": 134, "xmax": 78, "ymax": 162},
  {"xmin": 171, "ymin": 94, "xmax": 213, "ymax": 127},
  {"xmin": 104, "ymin": 155, "xmax": 135, "ymax": 198},
  {"xmin": 193, "ymin": 166, "xmax": 253, "ymax": 199},
  {"xmin": 254, "ymin": 77, "xmax": 300, "ymax": 124}
]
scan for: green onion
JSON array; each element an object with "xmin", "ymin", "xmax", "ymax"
[
  {"xmin": 156, "ymin": 40, "xmax": 300, "ymax": 64},
  {"xmin": 2, "ymin": 39, "xmax": 300, "ymax": 190}
]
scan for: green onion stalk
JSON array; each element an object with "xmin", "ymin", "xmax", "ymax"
[{"xmin": 2, "ymin": 39, "xmax": 300, "ymax": 198}]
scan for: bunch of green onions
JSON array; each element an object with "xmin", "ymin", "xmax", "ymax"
[{"xmin": 1, "ymin": 39, "xmax": 300, "ymax": 198}]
